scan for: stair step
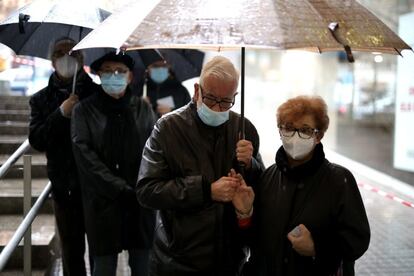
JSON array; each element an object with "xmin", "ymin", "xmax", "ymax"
[
  {"xmin": 0, "ymin": 154, "xmax": 47, "ymax": 179},
  {"xmin": 0, "ymin": 110, "xmax": 30, "ymax": 121},
  {"xmin": 0, "ymin": 95, "xmax": 30, "ymax": 103},
  {"xmin": 0, "ymin": 179, "xmax": 53, "ymax": 214},
  {"xmin": 0, "ymin": 121, "xmax": 29, "ymax": 135},
  {"xmin": 0, "ymin": 269, "xmax": 47, "ymax": 276},
  {"xmin": 0, "ymin": 214, "xmax": 57, "ymax": 269},
  {"xmin": 0, "ymin": 96, "xmax": 30, "ymax": 111},
  {"xmin": 0, "ymin": 136, "xmax": 36, "ymax": 155},
  {"xmin": 0, "ymin": 102, "xmax": 30, "ymax": 111}
]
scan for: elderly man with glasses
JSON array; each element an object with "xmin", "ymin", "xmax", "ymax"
[{"xmin": 136, "ymin": 56, "xmax": 265, "ymax": 276}]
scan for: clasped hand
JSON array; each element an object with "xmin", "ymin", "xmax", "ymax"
[{"xmin": 211, "ymin": 169, "xmax": 254, "ymax": 215}]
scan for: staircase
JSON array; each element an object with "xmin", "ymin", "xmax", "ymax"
[{"xmin": 0, "ymin": 95, "xmax": 57, "ymax": 275}]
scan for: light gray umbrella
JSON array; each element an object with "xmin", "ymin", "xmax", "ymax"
[
  {"xmin": 73, "ymin": 0, "xmax": 412, "ymax": 136},
  {"xmin": 0, "ymin": 0, "xmax": 110, "ymax": 63}
]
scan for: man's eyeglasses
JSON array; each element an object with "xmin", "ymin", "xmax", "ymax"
[
  {"xmin": 279, "ymin": 125, "xmax": 319, "ymax": 139},
  {"xmin": 52, "ymin": 51, "xmax": 81, "ymax": 59},
  {"xmin": 99, "ymin": 69, "xmax": 129, "ymax": 75},
  {"xmin": 199, "ymin": 85, "xmax": 236, "ymax": 110}
]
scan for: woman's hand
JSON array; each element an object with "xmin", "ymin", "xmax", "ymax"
[
  {"xmin": 287, "ymin": 224, "xmax": 316, "ymax": 257},
  {"xmin": 229, "ymin": 169, "xmax": 254, "ymax": 216}
]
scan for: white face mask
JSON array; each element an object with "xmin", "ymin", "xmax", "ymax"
[
  {"xmin": 281, "ymin": 132, "xmax": 316, "ymax": 160},
  {"xmin": 55, "ymin": 54, "xmax": 79, "ymax": 78}
]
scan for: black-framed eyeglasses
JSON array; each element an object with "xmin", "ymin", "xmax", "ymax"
[
  {"xmin": 199, "ymin": 85, "xmax": 236, "ymax": 110},
  {"xmin": 99, "ymin": 69, "xmax": 129, "ymax": 75},
  {"xmin": 52, "ymin": 51, "xmax": 82, "ymax": 59},
  {"xmin": 278, "ymin": 125, "xmax": 319, "ymax": 139}
]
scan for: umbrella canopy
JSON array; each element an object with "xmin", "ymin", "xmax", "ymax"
[
  {"xmin": 73, "ymin": 0, "xmax": 412, "ymax": 135},
  {"xmin": 0, "ymin": 0, "xmax": 110, "ymax": 62},
  {"xmin": 73, "ymin": 0, "xmax": 411, "ymax": 55}
]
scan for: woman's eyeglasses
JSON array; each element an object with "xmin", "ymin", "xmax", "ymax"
[{"xmin": 279, "ymin": 125, "xmax": 319, "ymax": 139}]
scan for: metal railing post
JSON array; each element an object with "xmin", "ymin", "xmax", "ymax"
[{"xmin": 23, "ymin": 155, "xmax": 32, "ymax": 276}]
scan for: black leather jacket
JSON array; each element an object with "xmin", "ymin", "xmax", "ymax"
[
  {"xmin": 29, "ymin": 71, "xmax": 98, "ymax": 203},
  {"xmin": 137, "ymin": 102, "xmax": 265, "ymax": 276}
]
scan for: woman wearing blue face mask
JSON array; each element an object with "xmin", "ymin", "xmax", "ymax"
[
  {"xmin": 71, "ymin": 52, "xmax": 157, "ymax": 276},
  {"xmin": 144, "ymin": 60, "xmax": 191, "ymax": 117}
]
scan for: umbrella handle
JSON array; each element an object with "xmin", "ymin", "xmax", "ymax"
[
  {"xmin": 71, "ymin": 62, "xmax": 78, "ymax": 95},
  {"xmin": 142, "ymin": 81, "xmax": 147, "ymax": 98},
  {"xmin": 328, "ymin": 22, "xmax": 355, "ymax": 63},
  {"xmin": 18, "ymin": 13, "xmax": 30, "ymax": 34}
]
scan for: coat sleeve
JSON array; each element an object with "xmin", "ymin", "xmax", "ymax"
[
  {"xmin": 28, "ymin": 93, "xmax": 69, "ymax": 152},
  {"xmin": 136, "ymin": 120, "xmax": 207, "ymax": 211},
  {"xmin": 313, "ymin": 166, "xmax": 370, "ymax": 266},
  {"xmin": 71, "ymin": 103, "xmax": 129, "ymax": 200}
]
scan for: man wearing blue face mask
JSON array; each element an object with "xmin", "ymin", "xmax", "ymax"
[
  {"xmin": 137, "ymin": 56, "xmax": 265, "ymax": 276},
  {"xmin": 71, "ymin": 52, "xmax": 156, "ymax": 276},
  {"xmin": 144, "ymin": 60, "xmax": 191, "ymax": 117}
]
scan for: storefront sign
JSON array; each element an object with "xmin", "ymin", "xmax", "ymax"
[{"xmin": 394, "ymin": 12, "xmax": 414, "ymax": 172}]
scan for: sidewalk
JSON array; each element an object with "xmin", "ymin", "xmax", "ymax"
[{"xmin": 326, "ymin": 149, "xmax": 414, "ymax": 276}]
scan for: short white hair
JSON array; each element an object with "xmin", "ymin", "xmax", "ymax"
[{"xmin": 199, "ymin": 56, "xmax": 239, "ymax": 88}]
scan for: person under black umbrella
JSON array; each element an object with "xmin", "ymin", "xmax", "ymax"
[
  {"xmin": 28, "ymin": 37, "xmax": 99, "ymax": 276},
  {"xmin": 71, "ymin": 51, "xmax": 156, "ymax": 276},
  {"xmin": 143, "ymin": 59, "xmax": 191, "ymax": 117}
]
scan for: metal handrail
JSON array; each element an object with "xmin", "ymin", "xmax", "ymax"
[
  {"xmin": 0, "ymin": 138, "xmax": 52, "ymax": 272},
  {"xmin": 0, "ymin": 181, "xmax": 52, "ymax": 271},
  {"xmin": 0, "ymin": 139, "xmax": 30, "ymax": 179}
]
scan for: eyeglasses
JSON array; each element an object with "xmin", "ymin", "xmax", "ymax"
[
  {"xmin": 52, "ymin": 51, "xmax": 81, "ymax": 59},
  {"xmin": 199, "ymin": 85, "xmax": 236, "ymax": 110},
  {"xmin": 279, "ymin": 125, "xmax": 319, "ymax": 139},
  {"xmin": 99, "ymin": 69, "xmax": 129, "ymax": 75}
]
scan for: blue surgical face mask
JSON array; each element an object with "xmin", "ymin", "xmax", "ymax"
[
  {"xmin": 197, "ymin": 102, "xmax": 230, "ymax": 127},
  {"xmin": 149, "ymin": 67, "xmax": 169, "ymax": 84},
  {"xmin": 100, "ymin": 73, "xmax": 128, "ymax": 95}
]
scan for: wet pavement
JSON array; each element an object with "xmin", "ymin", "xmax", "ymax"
[{"xmin": 326, "ymin": 150, "xmax": 414, "ymax": 276}]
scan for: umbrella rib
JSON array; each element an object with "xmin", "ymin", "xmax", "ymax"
[{"xmin": 16, "ymin": 22, "xmax": 44, "ymax": 55}]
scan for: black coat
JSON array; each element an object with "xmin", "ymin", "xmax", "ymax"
[
  {"xmin": 248, "ymin": 144, "xmax": 370, "ymax": 276},
  {"xmin": 29, "ymin": 72, "xmax": 98, "ymax": 204},
  {"xmin": 146, "ymin": 77, "xmax": 191, "ymax": 117},
  {"xmin": 136, "ymin": 102, "xmax": 265, "ymax": 276},
  {"xmin": 71, "ymin": 88, "xmax": 157, "ymax": 256}
]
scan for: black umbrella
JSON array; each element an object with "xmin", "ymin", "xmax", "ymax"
[
  {"xmin": 138, "ymin": 49, "xmax": 204, "ymax": 82},
  {"xmin": 0, "ymin": 0, "xmax": 110, "ymax": 64}
]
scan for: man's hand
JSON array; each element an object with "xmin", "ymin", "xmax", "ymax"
[
  {"xmin": 229, "ymin": 169, "xmax": 254, "ymax": 215},
  {"xmin": 60, "ymin": 94, "xmax": 79, "ymax": 117},
  {"xmin": 236, "ymin": 139, "xmax": 253, "ymax": 169},
  {"xmin": 143, "ymin": 96, "xmax": 151, "ymax": 105},
  {"xmin": 287, "ymin": 224, "xmax": 316, "ymax": 257},
  {"xmin": 211, "ymin": 175, "xmax": 239, "ymax": 202},
  {"xmin": 157, "ymin": 104, "xmax": 172, "ymax": 116}
]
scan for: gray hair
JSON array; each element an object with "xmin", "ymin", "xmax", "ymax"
[{"xmin": 199, "ymin": 56, "xmax": 239, "ymax": 88}]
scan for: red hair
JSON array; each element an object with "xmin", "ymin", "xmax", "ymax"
[{"xmin": 277, "ymin": 95, "xmax": 329, "ymax": 134}]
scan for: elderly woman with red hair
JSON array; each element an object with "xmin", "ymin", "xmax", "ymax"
[{"xmin": 242, "ymin": 95, "xmax": 370, "ymax": 276}]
